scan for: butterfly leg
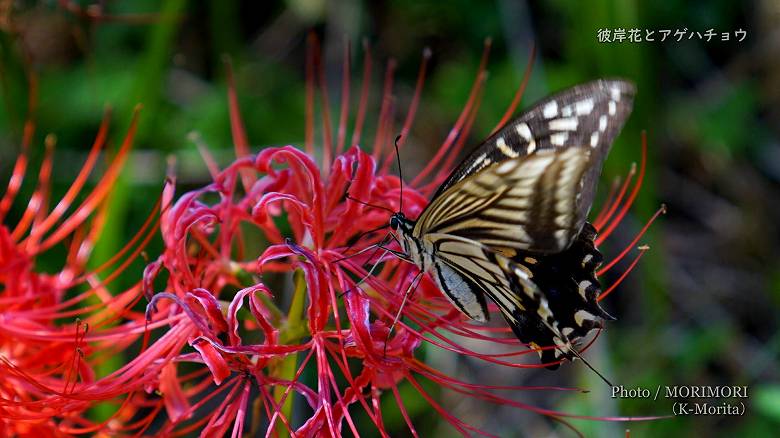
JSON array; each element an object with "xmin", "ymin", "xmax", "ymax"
[
  {"xmin": 384, "ymin": 270, "xmax": 424, "ymax": 357},
  {"xmin": 338, "ymin": 233, "xmax": 394, "ymax": 297},
  {"xmin": 333, "ymin": 230, "xmax": 392, "ymax": 263},
  {"xmin": 378, "ymin": 233, "xmax": 413, "ymax": 262},
  {"xmin": 377, "ymin": 245, "xmax": 413, "ymax": 262}
]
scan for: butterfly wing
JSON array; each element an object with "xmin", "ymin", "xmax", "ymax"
[
  {"xmin": 503, "ymin": 223, "xmax": 613, "ymax": 367},
  {"xmin": 409, "ymin": 80, "xmax": 635, "ymax": 367},
  {"xmin": 431, "ymin": 79, "xmax": 635, "ymax": 235},
  {"xmin": 415, "ymin": 147, "xmax": 594, "ymax": 254},
  {"xmin": 435, "ymin": 79, "xmax": 635, "ymax": 193},
  {"xmin": 428, "ymin": 233, "xmax": 593, "ymax": 365}
]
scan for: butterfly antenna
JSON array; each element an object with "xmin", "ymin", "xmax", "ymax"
[{"xmin": 394, "ymin": 134, "xmax": 403, "ymax": 213}]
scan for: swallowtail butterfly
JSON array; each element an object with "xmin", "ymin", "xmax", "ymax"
[{"xmin": 389, "ymin": 79, "xmax": 635, "ymax": 369}]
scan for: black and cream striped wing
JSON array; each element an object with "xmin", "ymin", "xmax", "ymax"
[
  {"xmin": 414, "ymin": 147, "xmax": 594, "ymax": 254},
  {"xmin": 429, "ymin": 233, "xmax": 577, "ymax": 360},
  {"xmin": 431, "ymin": 79, "xmax": 635, "ymax": 228}
]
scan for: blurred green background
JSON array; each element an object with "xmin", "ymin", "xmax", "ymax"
[{"xmin": 1, "ymin": 0, "xmax": 779, "ymax": 436}]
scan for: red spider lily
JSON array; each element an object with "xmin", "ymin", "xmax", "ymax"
[
  {"xmin": 135, "ymin": 39, "xmax": 664, "ymax": 436},
  {"xmin": 0, "ymin": 100, "xmax": 180, "ymax": 434},
  {"xmin": 0, "ymin": 39, "xmax": 665, "ymax": 436}
]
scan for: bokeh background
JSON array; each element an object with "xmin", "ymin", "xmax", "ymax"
[{"xmin": 1, "ymin": 0, "xmax": 779, "ymax": 436}]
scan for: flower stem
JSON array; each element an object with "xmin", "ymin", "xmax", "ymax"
[{"xmin": 272, "ymin": 269, "xmax": 307, "ymax": 435}]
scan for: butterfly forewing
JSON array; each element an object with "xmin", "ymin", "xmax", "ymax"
[
  {"xmin": 415, "ymin": 147, "xmax": 593, "ymax": 254},
  {"xmin": 433, "ymin": 79, "xmax": 635, "ymax": 230}
]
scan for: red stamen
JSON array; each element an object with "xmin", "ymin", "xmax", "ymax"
[
  {"xmin": 323, "ymin": 344, "xmax": 385, "ymax": 431},
  {"xmin": 29, "ymin": 106, "xmax": 141, "ymax": 254},
  {"xmin": 597, "ymin": 204, "xmax": 666, "ymax": 276},
  {"xmin": 314, "ymin": 36, "xmax": 335, "ymax": 170},
  {"xmin": 350, "ymin": 39, "xmax": 373, "ymax": 148},
  {"xmin": 490, "ymin": 43, "xmax": 536, "ymax": 135},
  {"xmin": 192, "ymin": 133, "xmax": 222, "ymax": 179},
  {"xmin": 432, "ymin": 73, "xmax": 487, "ymax": 186},
  {"xmin": 594, "ymin": 164, "xmax": 635, "ymax": 231},
  {"xmin": 320, "ymin": 351, "xmax": 362, "ymax": 437},
  {"xmin": 29, "ymin": 110, "xmax": 110, "ymax": 243},
  {"xmin": 371, "ymin": 59, "xmax": 397, "ymax": 162},
  {"xmin": 67, "ymin": 189, "xmax": 111, "ymax": 274},
  {"xmin": 411, "ymin": 38, "xmax": 491, "ymax": 187},
  {"xmin": 0, "ymin": 67, "xmax": 37, "ymax": 221},
  {"xmin": 391, "ymin": 383, "xmax": 420, "ymax": 438},
  {"xmin": 266, "ymin": 346, "xmax": 315, "ymax": 433},
  {"xmin": 0, "ymin": 120, "xmax": 34, "ymax": 221},
  {"xmin": 112, "ymin": 400, "xmax": 162, "ymax": 434},
  {"xmin": 404, "ymin": 373, "xmax": 484, "ymax": 436},
  {"xmin": 596, "ymin": 131, "xmax": 647, "ymax": 245},
  {"xmin": 379, "ymin": 47, "xmax": 431, "ymax": 174},
  {"xmin": 593, "ymin": 175, "xmax": 622, "ymax": 227},
  {"xmin": 335, "ymin": 40, "xmax": 352, "ymax": 155},
  {"xmin": 74, "ymin": 204, "xmax": 161, "ymax": 287},
  {"xmin": 63, "ymin": 320, "xmax": 87, "ymax": 394},
  {"xmin": 598, "ymin": 245, "xmax": 649, "ymax": 301},
  {"xmin": 65, "ymin": 217, "xmax": 88, "ymax": 269},
  {"xmin": 11, "ymin": 134, "xmax": 54, "ymax": 242},
  {"xmin": 395, "ymin": 48, "xmax": 431, "ymax": 148},
  {"xmin": 327, "ymin": 273, "xmax": 387, "ymax": 431},
  {"xmin": 305, "ymin": 32, "xmax": 316, "ymax": 156},
  {"xmin": 225, "ymin": 59, "xmax": 256, "ymax": 191}
]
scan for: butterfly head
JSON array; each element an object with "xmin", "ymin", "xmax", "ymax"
[
  {"xmin": 389, "ymin": 212, "xmax": 402, "ymax": 231},
  {"xmin": 390, "ymin": 211, "xmax": 418, "ymax": 250},
  {"xmin": 389, "ymin": 211, "xmax": 431, "ymax": 269},
  {"xmin": 390, "ymin": 211, "xmax": 414, "ymax": 235}
]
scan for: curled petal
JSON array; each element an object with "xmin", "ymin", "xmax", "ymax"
[
  {"xmin": 226, "ymin": 284, "xmax": 277, "ymax": 346},
  {"xmin": 341, "ymin": 283, "xmax": 373, "ymax": 354},
  {"xmin": 191, "ymin": 338, "xmax": 231, "ymax": 385},
  {"xmin": 142, "ymin": 258, "xmax": 163, "ymax": 301},
  {"xmin": 252, "ymin": 192, "xmax": 313, "ymax": 238},
  {"xmin": 255, "ymin": 146, "xmax": 325, "ymax": 248},
  {"xmin": 186, "ymin": 288, "xmax": 229, "ymax": 333},
  {"xmin": 145, "ymin": 292, "xmax": 215, "ymax": 338},
  {"xmin": 284, "ymin": 239, "xmax": 331, "ymax": 332},
  {"xmin": 248, "ymin": 290, "xmax": 278, "ymax": 346}
]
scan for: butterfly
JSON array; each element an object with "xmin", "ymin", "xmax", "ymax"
[{"xmin": 388, "ymin": 79, "xmax": 635, "ymax": 370}]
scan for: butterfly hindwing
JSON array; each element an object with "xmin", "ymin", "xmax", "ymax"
[
  {"xmin": 429, "ymin": 234, "xmax": 591, "ymax": 364},
  {"xmin": 505, "ymin": 222, "xmax": 614, "ymax": 367},
  {"xmin": 432, "ymin": 258, "xmax": 490, "ymax": 322},
  {"xmin": 430, "ymin": 234, "xmax": 536, "ymax": 325}
]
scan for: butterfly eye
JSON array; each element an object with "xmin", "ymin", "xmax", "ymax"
[{"xmin": 390, "ymin": 216, "xmax": 399, "ymax": 230}]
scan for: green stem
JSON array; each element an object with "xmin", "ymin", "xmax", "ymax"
[{"xmin": 272, "ymin": 269, "xmax": 307, "ymax": 436}]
